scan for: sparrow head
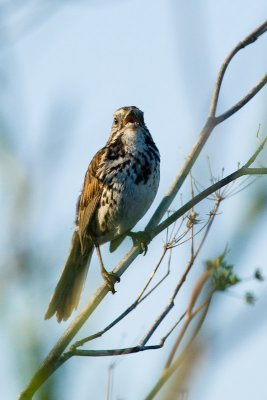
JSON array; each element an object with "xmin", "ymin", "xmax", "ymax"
[
  {"xmin": 107, "ymin": 106, "xmax": 159, "ymax": 161},
  {"xmin": 111, "ymin": 106, "xmax": 145, "ymax": 131}
]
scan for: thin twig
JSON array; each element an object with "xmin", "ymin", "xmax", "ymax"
[
  {"xmin": 145, "ymin": 296, "xmax": 212, "ymax": 400},
  {"xmin": 63, "ymin": 298, "xmax": 211, "ymax": 369},
  {"xmin": 244, "ymin": 135, "xmax": 267, "ymax": 167},
  {"xmin": 139, "ymin": 264, "xmax": 171, "ymax": 303},
  {"xmin": 140, "ymin": 198, "xmax": 221, "ymax": 347},
  {"xmin": 216, "ymin": 74, "xmax": 267, "ymax": 123},
  {"xmin": 62, "ymin": 296, "xmax": 211, "ymax": 365},
  {"xmin": 71, "ymin": 246, "xmax": 169, "ymax": 349},
  {"xmin": 225, "ymin": 176, "xmax": 258, "ymax": 198}
]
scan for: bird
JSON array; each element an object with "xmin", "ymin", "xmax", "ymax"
[{"xmin": 45, "ymin": 106, "xmax": 160, "ymax": 322}]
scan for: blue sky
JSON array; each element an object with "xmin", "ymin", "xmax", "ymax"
[{"xmin": 1, "ymin": 1, "xmax": 267, "ymax": 399}]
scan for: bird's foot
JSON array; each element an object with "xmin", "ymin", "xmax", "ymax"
[
  {"xmin": 128, "ymin": 231, "xmax": 151, "ymax": 255},
  {"xmin": 101, "ymin": 269, "xmax": 120, "ymax": 294}
]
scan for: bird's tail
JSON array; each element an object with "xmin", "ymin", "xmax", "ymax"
[{"xmin": 45, "ymin": 231, "xmax": 93, "ymax": 322}]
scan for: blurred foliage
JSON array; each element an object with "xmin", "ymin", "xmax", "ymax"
[
  {"xmin": 206, "ymin": 251, "xmax": 240, "ymax": 291},
  {"xmin": 0, "ymin": 2, "xmax": 266, "ymax": 400},
  {"xmin": 0, "ymin": 5, "xmax": 70, "ymax": 399}
]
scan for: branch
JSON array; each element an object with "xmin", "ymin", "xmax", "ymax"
[
  {"xmin": 18, "ymin": 21, "xmax": 267, "ymax": 400},
  {"xmin": 61, "ymin": 296, "xmax": 212, "ymax": 364},
  {"xmin": 216, "ymin": 73, "xmax": 267, "ymax": 123},
  {"xmin": 18, "ymin": 166, "xmax": 267, "ymax": 399},
  {"xmin": 152, "ymin": 166, "xmax": 267, "ymax": 238},
  {"xmin": 148, "ymin": 20, "xmax": 267, "ymax": 231},
  {"xmin": 209, "ymin": 20, "xmax": 267, "ymax": 117},
  {"xmin": 64, "ymin": 344, "xmax": 162, "ymax": 359}
]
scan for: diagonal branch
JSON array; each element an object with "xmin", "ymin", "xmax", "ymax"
[
  {"xmin": 147, "ymin": 20, "xmax": 267, "ymax": 232},
  {"xmin": 152, "ymin": 166, "xmax": 267, "ymax": 238},
  {"xmin": 18, "ymin": 21, "xmax": 267, "ymax": 400}
]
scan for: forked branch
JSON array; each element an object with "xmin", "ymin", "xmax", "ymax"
[{"xmin": 18, "ymin": 20, "xmax": 267, "ymax": 400}]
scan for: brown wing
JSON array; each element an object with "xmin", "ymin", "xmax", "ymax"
[{"xmin": 77, "ymin": 149, "xmax": 105, "ymax": 252}]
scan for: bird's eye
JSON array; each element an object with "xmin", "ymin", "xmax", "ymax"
[{"xmin": 113, "ymin": 117, "xmax": 118, "ymax": 125}]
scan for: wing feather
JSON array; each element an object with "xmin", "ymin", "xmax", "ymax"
[{"xmin": 77, "ymin": 149, "xmax": 105, "ymax": 251}]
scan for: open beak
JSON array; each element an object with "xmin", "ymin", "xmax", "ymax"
[{"xmin": 124, "ymin": 110, "xmax": 140, "ymax": 126}]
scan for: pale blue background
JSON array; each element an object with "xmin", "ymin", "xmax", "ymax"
[{"xmin": 1, "ymin": 1, "xmax": 267, "ymax": 399}]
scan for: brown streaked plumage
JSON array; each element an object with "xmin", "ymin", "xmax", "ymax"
[{"xmin": 45, "ymin": 106, "xmax": 160, "ymax": 322}]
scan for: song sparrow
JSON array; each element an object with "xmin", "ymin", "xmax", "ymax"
[{"xmin": 45, "ymin": 106, "xmax": 160, "ymax": 322}]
